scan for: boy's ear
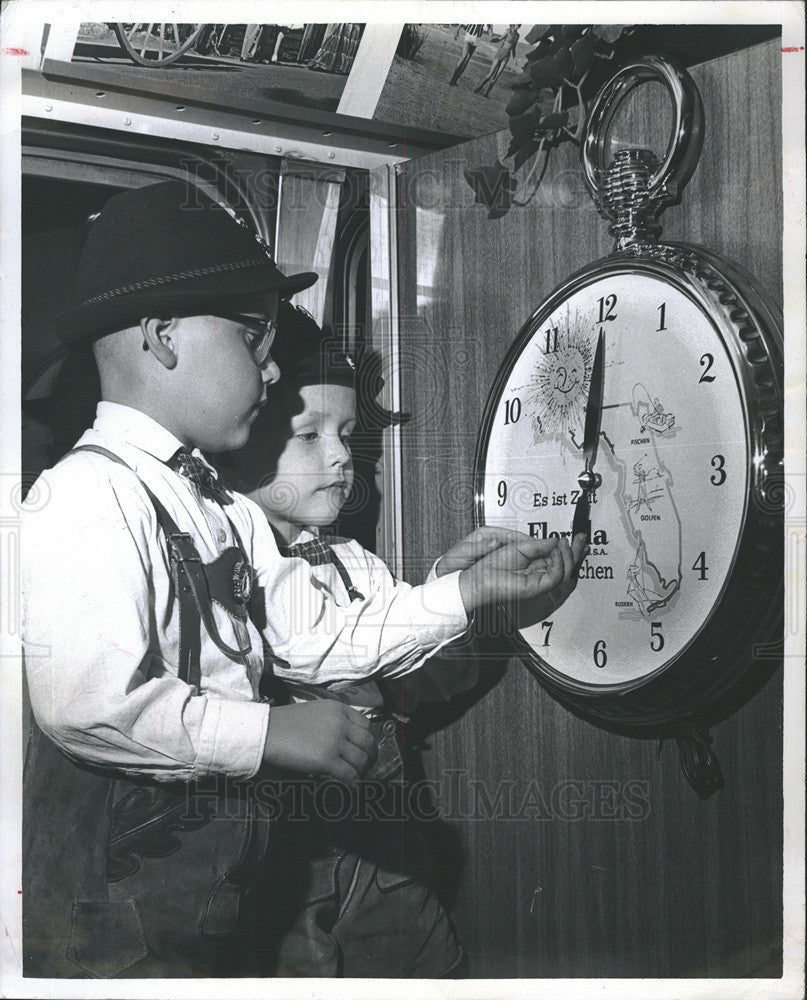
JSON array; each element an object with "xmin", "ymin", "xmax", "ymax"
[{"xmin": 140, "ymin": 316, "xmax": 179, "ymax": 370}]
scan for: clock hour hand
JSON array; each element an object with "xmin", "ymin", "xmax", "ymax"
[
  {"xmin": 571, "ymin": 479, "xmax": 591, "ymax": 540},
  {"xmin": 572, "ymin": 330, "xmax": 605, "ymax": 542}
]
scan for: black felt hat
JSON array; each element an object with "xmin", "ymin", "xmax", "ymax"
[
  {"xmin": 54, "ymin": 180, "xmax": 318, "ymax": 345},
  {"xmin": 271, "ymin": 301, "xmax": 356, "ymax": 389}
]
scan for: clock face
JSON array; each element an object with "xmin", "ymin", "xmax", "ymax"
[{"xmin": 477, "ymin": 267, "xmax": 750, "ymax": 692}]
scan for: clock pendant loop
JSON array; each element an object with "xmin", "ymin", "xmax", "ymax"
[
  {"xmin": 601, "ymin": 148, "xmax": 663, "ymax": 250},
  {"xmin": 581, "ymin": 55, "xmax": 705, "ymax": 250}
]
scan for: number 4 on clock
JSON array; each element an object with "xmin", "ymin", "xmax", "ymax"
[{"xmin": 692, "ymin": 551, "xmax": 709, "ymax": 580}]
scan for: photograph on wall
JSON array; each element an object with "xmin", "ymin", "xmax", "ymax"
[
  {"xmin": 374, "ymin": 22, "xmax": 533, "ymax": 137},
  {"xmin": 71, "ymin": 23, "xmax": 368, "ymax": 112}
]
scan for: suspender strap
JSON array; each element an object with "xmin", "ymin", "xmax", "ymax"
[
  {"xmin": 67, "ymin": 444, "xmax": 253, "ymax": 685},
  {"xmin": 69, "ymin": 445, "xmax": 183, "ymax": 534},
  {"xmin": 327, "ymin": 549, "xmax": 366, "ymax": 602},
  {"xmin": 70, "ymin": 444, "xmax": 203, "ymax": 686},
  {"xmin": 168, "ymin": 535, "xmax": 203, "ymax": 688},
  {"xmin": 167, "ymin": 535, "xmax": 253, "ymax": 661}
]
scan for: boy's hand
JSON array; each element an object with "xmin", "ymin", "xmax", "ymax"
[
  {"xmin": 457, "ymin": 532, "xmax": 587, "ymax": 615},
  {"xmin": 436, "ymin": 526, "xmax": 556, "ymax": 577},
  {"xmin": 514, "ymin": 532, "xmax": 588, "ymax": 627},
  {"xmin": 261, "ymin": 701, "xmax": 377, "ymax": 782}
]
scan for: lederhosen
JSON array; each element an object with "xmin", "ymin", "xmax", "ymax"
[
  {"xmin": 23, "ymin": 446, "xmax": 274, "ymax": 978},
  {"xmin": 255, "ymin": 538, "xmax": 464, "ymax": 977}
]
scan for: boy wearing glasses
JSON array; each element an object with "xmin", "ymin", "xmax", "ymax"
[{"xmin": 22, "ymin": 181, "xmax": 579, "ymax": 978}]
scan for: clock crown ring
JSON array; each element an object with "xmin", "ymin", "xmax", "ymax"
[{"xmin": 581, "ymin": 55, "xmax": 704, "ymax": 251}]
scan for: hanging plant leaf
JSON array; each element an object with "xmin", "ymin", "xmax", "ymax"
[
  {"xmin": 526, "ymin": 57, "xmax": 560, "ymax": 89},
  {"xmin": 525, "ymin": 37, "xmax": 561, "ymax": 63},
  {"xmin": 550, "ymin": 24, "xmax": 585, "ymax": 42},
  {"xmin": 536, "ymin": 86, "xmax": 556, "ymax": 114},
  {"xmin": 506, "ymin": 88, "xmax": 539, "ymax": 117},
  {"xmin": 592, "ymin": 24, "xmax": 628, "ymax": 44},
  {"xmin": 509, "ymin": 105, "xmax": 547, "ymax": 137},
  {"xmin": 514, "ymin": 67, "xmax": 536, "ymax": 90},
  {"xmin": 464, "ymin": 161, "xmax": 517, "ymax": 219},
  {"xmin": 535, "ymin": 110, "xmax": 570, "ymax": 135},
  {"xmin": 524, "ymin": 24, "xmax": 551, "ymax": 45},
  {"xmin": 512, "ymin": 139, "xmax": 542, "ymax": 172},
  {"xmin": 504, "ymin": 134, "xmax": 521, "ymax": 159},
  {"xmin": 570, "ymin": 32, "xmax": 595, "ymax": 75},
  {"xmin": 528, "ymin": 47, "xmax": 574, "ymax": 89}
]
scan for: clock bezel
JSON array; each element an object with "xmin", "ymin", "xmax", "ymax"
[{"xmin": 473, "ymin": 244, "xmax": 783, "ymax": 729}]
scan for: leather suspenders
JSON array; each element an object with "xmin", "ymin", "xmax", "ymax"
[{"xmin": 69, "ymin": 444, "xmax": 254, "ymax": 687}]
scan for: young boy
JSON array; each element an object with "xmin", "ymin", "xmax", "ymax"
[
  {"xmin": 217, "ymin": 302, "xmax": 586, "ymax": 976},
  {"xmin": 22, "ymin": 181, "xmax": 582, "ymax": 978}
]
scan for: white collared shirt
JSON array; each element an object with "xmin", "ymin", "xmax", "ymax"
[
  {"xmin": 22, "ymin": 402, "xmax": 467, "ymax": 781},
  {"xmin": 274, "ymin": 528, "xmax": 477, "ymax": 717}
]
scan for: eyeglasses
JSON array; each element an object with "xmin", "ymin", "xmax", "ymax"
[{"xmin": 218, "ymin": 312, "xmax": 277, "ymax": 369}]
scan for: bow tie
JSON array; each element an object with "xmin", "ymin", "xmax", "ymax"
[
  {"xmin": 169, "ymin": 449, "xmax": 233, "ymax": 506},
  {"xmin": 279, "ymin": 536, "xmax": 334, "ymax": 566}
]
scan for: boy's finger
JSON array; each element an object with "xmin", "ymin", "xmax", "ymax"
[
  {"xmin": 341, "ymin": 703, "xmax": 371, "ymax": 727},
  {"xmin": 550, "ymin": 545, "xmax": 565, "ymax": 582},
  {"xmin": 345, "ymin": 713, "xmax": 374, "ymax": 736},
  {"xmin": 338, "ymin": 741, "xmax": 373, "ymax": 779},
  {"xmin": 329, "ymin": 757, "xmax": 363, "ymax": 783},
  {"xmin": 464, "ymin": 526, "xmax": 535, "ymax": 560},
  {"xmin": 572, "ymin": 532, "xmax": 587, "ymax": 565},
  {"xmin": 474, "ymin": 526, "xmax": 536, "ymax": 546},
  {"xmin": 473, "ymin": 529, "xmax": 510, "ymax": 556},
  {"xmin": 346, "ymin": 719, "xmax": 377, "ymax": 758},
  {"xmin": 509, "ymin": 534, "xmax": 560, "ymax": 559},
  {"xmin": 558, "ymin": 537, "xmax": 574, "ymax": 581},
  {"xmin": 524, "ymin": 547, "xmax": 563, "ymax": 591}
]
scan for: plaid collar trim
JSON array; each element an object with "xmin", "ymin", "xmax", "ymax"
[{"xmin": 279, "ymin": 536, "xmax": 334, "ymax": 566}]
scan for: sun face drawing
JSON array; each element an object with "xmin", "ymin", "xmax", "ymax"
[{"xmin": 529, "ymin": 308, "xmax": 595, "ymax": 438}]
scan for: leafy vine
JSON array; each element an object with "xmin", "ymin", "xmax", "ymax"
[{"xmin": 465, "ymin": 25, "xmax": 633, "ymax": 219}]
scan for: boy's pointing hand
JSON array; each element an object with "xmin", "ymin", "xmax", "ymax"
[
  {"xmin": 457, "ymin": 531, "xmax": 587, "ymax": 615},
  {"xmin": 435, "ymin": 525, "xmax": 559, "ymax": 577}
]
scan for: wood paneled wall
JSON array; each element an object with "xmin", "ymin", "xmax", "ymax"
[{"xmin": 395, "ymin": 41, "xmax": 783, "ymax": 978}]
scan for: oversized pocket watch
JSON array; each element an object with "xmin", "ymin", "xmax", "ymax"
[{"xmin": 473, "ymin": 57, "xmax": 783, "ymax": 794}]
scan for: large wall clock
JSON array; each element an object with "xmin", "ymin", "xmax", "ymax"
[{"xmin": 473, "ymin": 57, "xmax": 783, "ymax": 795}]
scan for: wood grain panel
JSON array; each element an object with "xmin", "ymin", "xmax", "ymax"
[{"xmin": 396, "ymin": 41, "xmax": 783, "ymax": 978}]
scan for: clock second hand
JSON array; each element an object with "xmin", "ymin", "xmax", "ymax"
[{"xmin": 572, "ymin": 329, "xmax": 605, "ymax": 543}]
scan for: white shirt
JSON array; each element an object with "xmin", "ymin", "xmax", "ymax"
[
  {"xmin": 22, "ymin": 403, "xmax": 467, "ymax": 782},
  {"xmin": 275, "ymin": 528, "xmax": 478, "ymax": 717}
]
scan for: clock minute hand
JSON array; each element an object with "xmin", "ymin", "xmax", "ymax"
[
  {"xmin": 582, "ymin": 328, "xmax": 605, "ymax": 474},
  {"xmin": 572, "ymin": 330, "xmax": 605, "ymax": 542}
]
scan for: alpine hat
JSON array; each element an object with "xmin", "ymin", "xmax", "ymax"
[{"xmin": 54, "ymin": 180, "xmax": 317, "ymax": 345}]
